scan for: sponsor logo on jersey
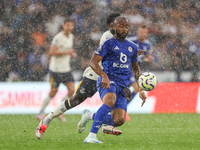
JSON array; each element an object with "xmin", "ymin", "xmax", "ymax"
[
  {"xmin": 120, "ymin": 52, "xmax": 127, "ymax": 63},
  {"xmin": 113, "ymin": 62, "xmax": 129, "ymax": 68}
]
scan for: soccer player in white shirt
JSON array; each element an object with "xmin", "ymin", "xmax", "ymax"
[{"xmin": 36, "ymin": 19, "xmax": 77, "ymax": 122}]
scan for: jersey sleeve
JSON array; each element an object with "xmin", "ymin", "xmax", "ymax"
[
  {"xmin": 131, "ymin": 45, "xmax": 138, "ymax": 63},
  {"xmin": 95, "ymin": 41, "xmax": 110, "ymax": 58},
  {"xmin": 99, "ymin": 31, "xmax": 113, "ymax": 45}
]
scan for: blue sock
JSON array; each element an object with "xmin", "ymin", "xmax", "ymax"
[
  {"xmin": 128, "ymin": 92, "xmax": 136, "ymax": 104},
  {"xmin": 92, "ymin": 113, "xmax": 115, "ymax": 126},
  {"xmin": 102, "ymin": 113, "xmax": 115, "ymax": 126},
  {"xmin": 90, "ymin": 104, "xmax": 111, "ymax": 134}
]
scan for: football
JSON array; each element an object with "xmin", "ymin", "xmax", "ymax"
[{"xmin": 138, "ymin": 72, "xmax": 157, "ymax": 91}]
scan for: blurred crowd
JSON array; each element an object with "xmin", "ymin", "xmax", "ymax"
[{"xmin": 0, "ymin": 0, "xmax": 200, "ymax": 82}]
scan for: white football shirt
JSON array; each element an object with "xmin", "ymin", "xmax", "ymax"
[
  {"xmin": 49, "ymin": 31, "xmax": 74, "ymax": 73},
  {"xmin": 83, "ymin": 30, "xmax": 113, "ymax": 80}
]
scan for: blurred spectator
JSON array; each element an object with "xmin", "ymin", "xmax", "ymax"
[
  {"xmin": 0, "ymin": 0, "xmax": 199, "ymax": 82},
  {"xmin": 70, "ymin": 6, "xmax": 85, "ymax": 34},
  {"xmin": 31, "ymin": 23, "xmax": 47, "ymax": 47},
  {"xmin": 122, "ymin": 7, "xmax": 144, "ymax": 27}
]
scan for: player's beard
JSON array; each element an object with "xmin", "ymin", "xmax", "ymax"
[
  {"xmin": 116, "ymin": 30, "xmax": 128, "ymax": 40},
  {"xmin": 110, "ymin": 28, "xmax": 115, "ymax": 35}
]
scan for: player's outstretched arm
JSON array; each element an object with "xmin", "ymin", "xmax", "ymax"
[
  {"xmin": 90, "ymin": 53, "xmax": 110, "ymax": 90},
  {"xmin": 143, "ymin": 54, "xmax": 154, "ymax": 63},
  {"xmin": 131, "ymin": 61, "xmax": 147, "ymax": 106},
  {"xmin": 138, "ymin": 49, "xmax": 146, "ymax": 55}
]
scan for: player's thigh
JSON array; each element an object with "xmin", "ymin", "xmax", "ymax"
[
  {"xmin": 49, "ymin": 74, "xmax": 59, "ymax": 96},
  {"xmin": 98, "ymin": 83, "xmax": 117, "ymax": 108},
  {"xmin": 62, "ymin": 71, "xmax": 75, "ymax": 94},
  {"xmin": 65, "ymin": 82, "xmax": 75, "ymax": 92},
  {"xmin": 102, "ymin": 92, "xmax": 116, "ymax": 109},
  {"xmin": 75, "ymin": 77, "xmax": 97, "ymax": 100}
]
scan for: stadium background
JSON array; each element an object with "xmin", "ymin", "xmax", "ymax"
[{"xmin": 0, "ymin": 0, "xmax": 200, "ymax": 114}]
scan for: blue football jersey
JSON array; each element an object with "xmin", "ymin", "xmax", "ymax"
[
  {"xmin": 127, "ymin": 35, "xmax": 151, "ymax": 62},
  {"xmin": 95, "ymin": 37, "xmax": 138, "ymax": 88}
]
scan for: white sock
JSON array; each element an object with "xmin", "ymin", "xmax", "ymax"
[
  {"xmin": 88, "ymin": 132, "xmax": 97, "ymax": 137},
  {"xmin": 88, "ymin": 112, "xmax": 94, "ymax": 120},
  {"xmin": 46, "ymin": 101, "xmax": 67, "ymax": 120},
  {"xmin": 40, "ymin": 95, "xmax": 52, "ymax": 113},
  {"xmin": 61, "ymin": 95, "xmax": 70, "ymax": 102}
]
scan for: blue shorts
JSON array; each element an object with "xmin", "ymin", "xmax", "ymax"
[{"xmin": 97, "ymin": 80, "xmax": 127, "ymax": 112}]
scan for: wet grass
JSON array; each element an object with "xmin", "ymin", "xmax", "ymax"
[{"xmin": 0, "ymin": 114, "xmax": 200, "ymax": 150}]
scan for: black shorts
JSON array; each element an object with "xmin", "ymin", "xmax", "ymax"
[
  {"xmin": 75, "ymin": 77, "xmax": 97, "ymax": 100},
  {"xmin": 50, "ymin": 71, "xmax": 74, "ymax": 88}
]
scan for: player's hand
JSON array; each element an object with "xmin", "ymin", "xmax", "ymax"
[
  {"xmin": 143, "ymin": 55, "xmax": 154, "ymax": 63},
  {"xmin": 71, "ymin": 52, "xmax": 77, "ymax": 58},
  {"xmin": 148, "ymin": 56, "xmax": 154, "ymax": 63},
  {"xmin": 138, "ymin": 49, "xmax": 146, "ymax": 55},
  {"xmin": 66, "ymin": 48, "xmax": 74, "ymax": 55},
  {"xmin": 139, "ymin": 89, "xmax": 146, "ymax": 107},
  {"xmin": 101, "ymin": 74, "xmax": 110, "ymax": 90}
]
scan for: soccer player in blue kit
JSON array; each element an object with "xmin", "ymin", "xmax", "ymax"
[
  {"xmin": 128, "ymin": 25, "xmax": 153, "ymax": 65},
  {"xmin": 35, "ymin": 13, "xmax": 133, "ymax": 140},
  {"xmin": 83, "ymin": 16, "xmax": 147, "ymax": 143}
]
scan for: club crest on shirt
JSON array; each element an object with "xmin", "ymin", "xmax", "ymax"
[{"xmin": 128, "ymin": 47, "xmax": 132, "ymax": 52}]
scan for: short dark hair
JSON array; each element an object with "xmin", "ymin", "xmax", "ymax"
[
  {"xmin": 106, "ymin": 13, "xmax": 120, "ymax": 25},
  {"xmin": 63, "ymin": 18, "xmax": 75, "ymax": 24},
  {"xmin": 140, "ymin": 25, "xmax": 147, "ymax": 28}
]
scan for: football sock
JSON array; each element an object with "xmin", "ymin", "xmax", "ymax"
[
  {"xmin": 43, "ymin": 116, "xmax": 51, "ymax": 126},
  {"xmin": 88, "ymin": 132, "xmax": 97, "ymax": 137},
  {"xmin": 128, "ymin": 91, "xmax": 136, "ymax": 104},
  {"xmin": 90, "ymin": 104, "xmax": 111, "ymax": 134},
  {"xmin": 40, "ymin": 95, "xmax": 53, "ymax": 113},
  {"xmin": 46, "ymin": 101, "xmax": 67, "ymax": 121},
  {"xmin": 91, "ymin": 113, "xmax": 114, "ymax": 126},
  {"xmin": 61, "ymin": 95, "xmax": 70, "ymax": 102},
  {"xmin": 102, "ymin": 114, "xmax": 115, "ymax": 126},
  {"xmin": 88, "ymin": 112, "xmax": 95, "ymax": 120},
  {"xmin": 64, "ymin": 99, "xmax": 72, "ymax": 110}
]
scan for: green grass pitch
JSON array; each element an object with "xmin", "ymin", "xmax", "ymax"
[{"xmin": 0, "ymin": 114, "xmax": 200, "ymax": 150}]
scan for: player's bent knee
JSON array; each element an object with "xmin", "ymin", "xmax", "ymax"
[
  {"xmin": 68, "ymin": 89, "xmax": 75, "ymax": 96},
  {"xmin": 49, "ymin": 90, "xmax": 58, "ymax": 97},
  {"xmin": 113, "ymin": 117, "xmax": 125, "ymax": 126}
]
